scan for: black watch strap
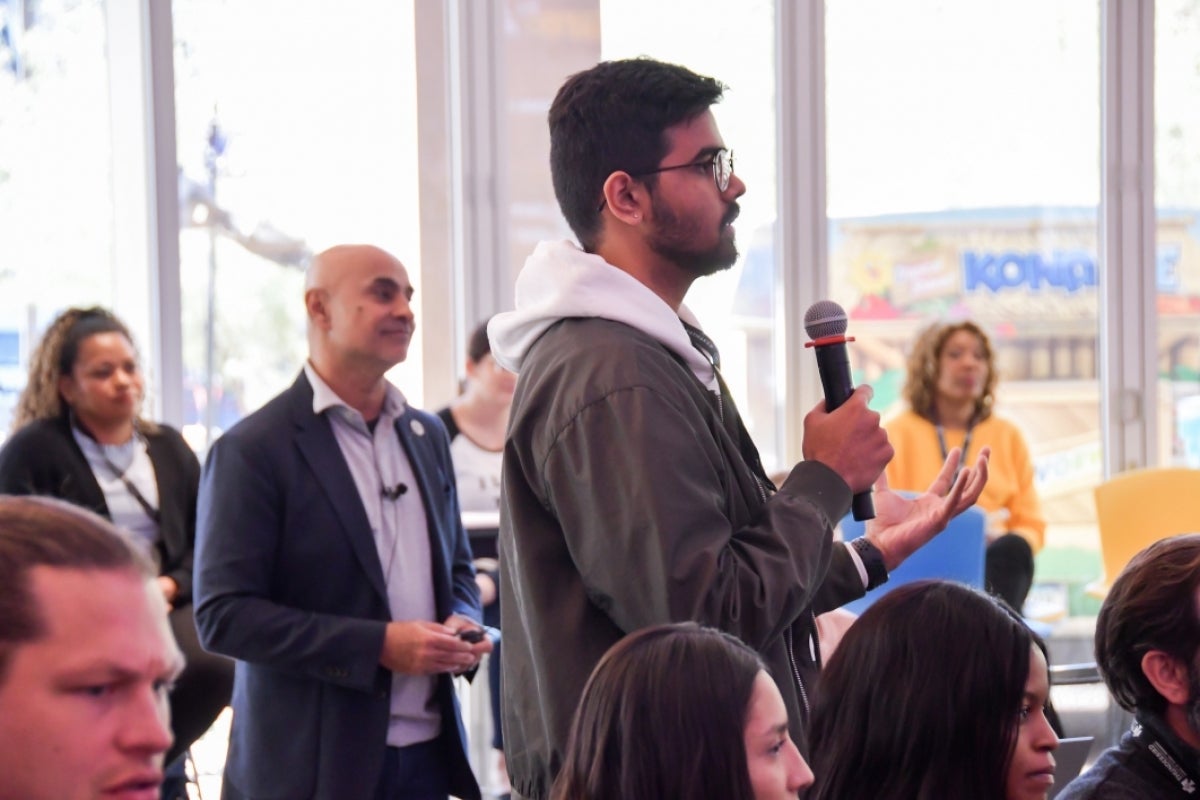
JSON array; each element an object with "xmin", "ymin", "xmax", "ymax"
[{"xmin": 850, "ymin": 537, "xmax": 889, "ymax": 591}]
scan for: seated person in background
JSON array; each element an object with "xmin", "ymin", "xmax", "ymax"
[
  {"xmin": 808, "ymin": 580, "xmax": 1059, "ymax": 800},
  {"xmin": 0, "ymin": 306, "xmax": 232, "ymax": 795},
  {"xmin": 437, "ymin": 318, "xmax": 513, "ymax": 514},
  {"xmin": 551, "ymin": 622, "xmax": 813, "ymax": 800},
  {"xmin": 0, "ymin": 495, "xmax": 185, "ymax": 800},
  {"xmin": 1059, "ymin": 534, "xmax": 1200, "ymax": 799},
  {"xmin": 436, "ymin": 317, "xmax": 515, "ymax": 795},
  {"xmin": 885, "ymin": 320, "xmax": 1046, "ymax": 612}
]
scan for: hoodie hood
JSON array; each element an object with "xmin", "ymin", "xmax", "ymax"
[{"xmin": 488, "ymin": 240, "xmax": 718, "ymax": 392}]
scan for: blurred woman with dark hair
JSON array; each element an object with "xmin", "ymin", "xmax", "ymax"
[
  {"xmin": 551, "ymin": 622, "xmax": 813, "ymax": 800},
  {"xmin": 886, "ymin": 320, "xmax": 1046, "ymax": 612},
  {"xmin": 437, "ymin": 317, "xmax": 515, "ymax": 795},
  {"xmin": 808, "ymin": 580, "xmax": 1059, "ymax": 800},
  {"xmin": 0, "ymin": 306, "xmax": 232, "ymax": 799},
  {"xmin": 437, "ymin": 318, "xmax": 514, "ymax": 514}
]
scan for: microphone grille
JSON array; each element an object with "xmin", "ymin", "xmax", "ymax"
[{"xmin": 804, "ymin": 300, "xmax": 848, "ymax": 340}]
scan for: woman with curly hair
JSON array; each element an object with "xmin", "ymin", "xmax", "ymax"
[
  {"xmin": 551, "ymin": 622, "xmax": 813, "ymax": 800},
  {"xmin": 884, "ymin": 320, "xmax": 1046, "ymax": 612},
  {"xmin": 0, "ymin": 306, "xmax": 232, "ymax": 798}
]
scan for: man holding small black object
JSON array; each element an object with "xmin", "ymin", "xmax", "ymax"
[
  {"xmin": 194, "ymin": 244, "xmax": 489, "ymax": 800},
  {"xmin": 489, "ymin": 57, "xmax": 991, "ymax": 799}
]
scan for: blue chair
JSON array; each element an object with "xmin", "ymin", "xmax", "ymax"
[{"xmin": 839, "ymin": 503, "xmax": 988, "ymax": 616}]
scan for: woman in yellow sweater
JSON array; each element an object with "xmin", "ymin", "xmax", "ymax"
[{"xmin": 885, "ymin": 321, "xmax": 1045, "ymax": 613}]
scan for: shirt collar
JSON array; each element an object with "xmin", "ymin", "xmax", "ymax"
[{"xmin": 304, "ymin": 361, "xmax": 407, "ymax": 430}]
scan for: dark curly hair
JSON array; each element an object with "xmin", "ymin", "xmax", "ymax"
[
  {"xmin": 902, "ymin": 320, "xmax": 998, "ymax": 423},
  {"xmin": 11, "ymin": 306, "xmax": 155, "ymax": 435}
]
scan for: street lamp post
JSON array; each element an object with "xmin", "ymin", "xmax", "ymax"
[{"xmin": 203, "ymin": 117, "xmax": 227, "ymax": 448}]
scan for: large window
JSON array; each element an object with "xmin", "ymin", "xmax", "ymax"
[
  {"xmin": 826, "ymin": 0, "xmax": 1103, "ymax": 615},
  {"xmin": 1155, "ymin": 0, "xmax": 1200, "ymax": 469},
  {"xmin": 173, "ymin": 0, "xmax": 422, "ymax": 449},
  {"xmin": 600, "ymin": 0, "xmax": 780, "ymax": 464},
  {"xmin": 0, "ymin": 0, "xmax": 126, "ymax": 439},
  {"xmin": 490, "ymin": 0, "xmax": 781, "ymax": 465}
]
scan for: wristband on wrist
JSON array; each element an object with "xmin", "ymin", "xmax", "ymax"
[{"xmin": 850, "ymin": 537, "xmax": 889, "ymax": 591}]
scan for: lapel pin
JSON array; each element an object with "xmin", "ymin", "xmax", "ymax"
[{"xmin": 410, "ymin": 418, "xmax": 425, "ymax": 437}]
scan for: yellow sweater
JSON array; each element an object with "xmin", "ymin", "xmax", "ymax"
[{"xmin": 884, "ymin": 409, "xmax": 1046, "ymax": 551}]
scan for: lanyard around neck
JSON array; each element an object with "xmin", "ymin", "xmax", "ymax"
[
  {"xmin": 935, "ymin": 416, "xmax": 975, "ymax": 482},
  {"xmin": 1133, "ymin": 712, "xmax": 1200, "ymax": 794},
  {"xmin": 72, "ymin": 416, "xmax": 161, "ymax": 526}
]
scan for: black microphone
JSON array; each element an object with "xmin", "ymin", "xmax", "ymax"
[
  {"xmin": 803, "ymin": 300, "xmax": 875, "ymax": 520},
  {"xmin": 381, "ymin": 482, "xmax": 408, "ymax": 501}
]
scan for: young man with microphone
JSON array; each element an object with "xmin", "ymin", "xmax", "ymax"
[{"xmin": 488, "ymin": 57, "xmax": 991, "ymax": 800}]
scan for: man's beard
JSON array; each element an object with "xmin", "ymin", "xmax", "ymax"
[{"xmin": 645, "ymin": 190, "xmax": 739, "ymax": 278}]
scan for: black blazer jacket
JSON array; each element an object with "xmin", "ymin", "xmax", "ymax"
[{"xmin": 0, "ymin": 413, "xmax": 202, "ymax": 602}]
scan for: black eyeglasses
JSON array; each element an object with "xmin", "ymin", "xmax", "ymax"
[
  {"xmin": 632, "ymin": 148, "xmax": 735, "ymax": 192},
  {"xmin": 596, "ymin": 148, "xmax": 735, "ymax": 213}
]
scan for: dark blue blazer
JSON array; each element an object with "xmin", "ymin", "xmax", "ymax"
[{"xmin": 193, "ymin": 373, "xmax": 482, "ymax": 800}]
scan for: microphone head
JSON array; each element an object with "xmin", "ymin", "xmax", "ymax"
[{"xmin": 804, "ymin": 300, "xmax": 848, "ymax": 340}]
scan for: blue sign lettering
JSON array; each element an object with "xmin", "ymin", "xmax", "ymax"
[
  {"xmin": 963, "ymin": 250, "xmax": 1097, "ymax": 293},
  {"xmin": 1157, "ymin": 244, "xmax": 1181, "ymax": 292}
]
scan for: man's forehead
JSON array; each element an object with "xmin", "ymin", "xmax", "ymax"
[
  {"xmin": 662, "ymin": 109, "xmax": 724, "ymax": 157},
  {"xmin": 310, "ymin": 245, "xmax": 409, "ymax": 290},
  {"xmin": 26, "ymin": 567, "xmax": 182, "ymax": 671}
]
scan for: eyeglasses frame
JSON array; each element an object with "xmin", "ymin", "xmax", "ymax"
[{"xmin": 595, "ymin": 148, "xmax": 735, "ymax": 213}]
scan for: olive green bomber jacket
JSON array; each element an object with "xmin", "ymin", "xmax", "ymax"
[{"xmin": 498, "ymin": 316, "xmax": 864, "ymax": 800}]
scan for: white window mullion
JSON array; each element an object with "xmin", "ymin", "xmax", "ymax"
[
  {"xmin": 1099, "ymin": 0, "xmax": 1156, "ymax": 475},
  {"xmin": 777, "ymin": 0, "xmax": 827, "ymax": 465}
]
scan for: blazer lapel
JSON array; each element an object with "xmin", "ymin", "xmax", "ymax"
[
  {"xmin": 288, "ymin": 375, "xmax": 389, "ymax": 604},
  {"xmin": 393, "ymin": 410, "xmax": 452, "ymax": 616}
]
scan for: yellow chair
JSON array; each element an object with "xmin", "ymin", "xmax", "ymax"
[{"xmin": 1087, "ymin": 467, "xmax": 1200, "ymax": 598}]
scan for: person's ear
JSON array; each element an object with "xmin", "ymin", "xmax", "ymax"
[
  {"xmin": 57, "ymin": 374, "xmax": 77, "ymax": 408},
  {"xmin": 601, "ymin": 171, "xmax": 646, "ymax": 227},
  {"xmin": 305, "ymin": 288, "xmax": 331, "ymax": 330},
  {"xmin": 1141, "ymin": 650, "xmax": 1191, "ymax": 705}
]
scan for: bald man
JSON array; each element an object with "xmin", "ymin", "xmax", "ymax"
[{"xmin": 194, "ymin": 245, "xmax": 488, "ymax": 800}]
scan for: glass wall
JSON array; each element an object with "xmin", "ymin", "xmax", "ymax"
[
  {"xmin": 172, "ymin": 0, "xmax": 422, "ymax": 449},
  {"xmin": 0, "ymin": 0, "xmax": 125, "ymax": 440},
  {"xmin": 825, "ymin": 0, "xmax": 1102, "ymax": 616},
  {"xmin": 1155, "ymin": 0, "xmax": 1200, "ymax": 470},
  {"xmin": 492, "ymin": 0, "xmax": 781, "ymax": 466},
  {"xmin": 2, "ymin": 1, "xmax": 1186, "ymax": 602}
]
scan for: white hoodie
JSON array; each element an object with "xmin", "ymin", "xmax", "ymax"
[{"xmin": 487, "ymin": 240, "xmax": 719, "ymax": 394}]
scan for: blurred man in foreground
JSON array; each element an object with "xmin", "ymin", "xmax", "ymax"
[{"xmin": 0, "ymin": 495, "xmax": 184, "ymax": 800}]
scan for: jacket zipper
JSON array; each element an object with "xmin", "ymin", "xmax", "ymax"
[
  {"xmin": 785, "ymin": 626, "xmax": 811, "ymax": 716},
  {"xmin": 714, "ymin": 374, "xmax": 768, "ymax": 505}
]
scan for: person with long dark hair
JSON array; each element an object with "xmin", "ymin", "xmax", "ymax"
[
  {"xmin": 808, "ymin": 580, "xmax": 1059, "ymax": 800},
  {"xmin": 437, "ymin": 317, "xmax": 514, "ymax": 797},
  {"xmin": 551, "ymin": 622, "xmax": 813, "ymax": 800},
  {"xmin": 0, "ymin": 306, "xmax": 232, "ymax": 799}
]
